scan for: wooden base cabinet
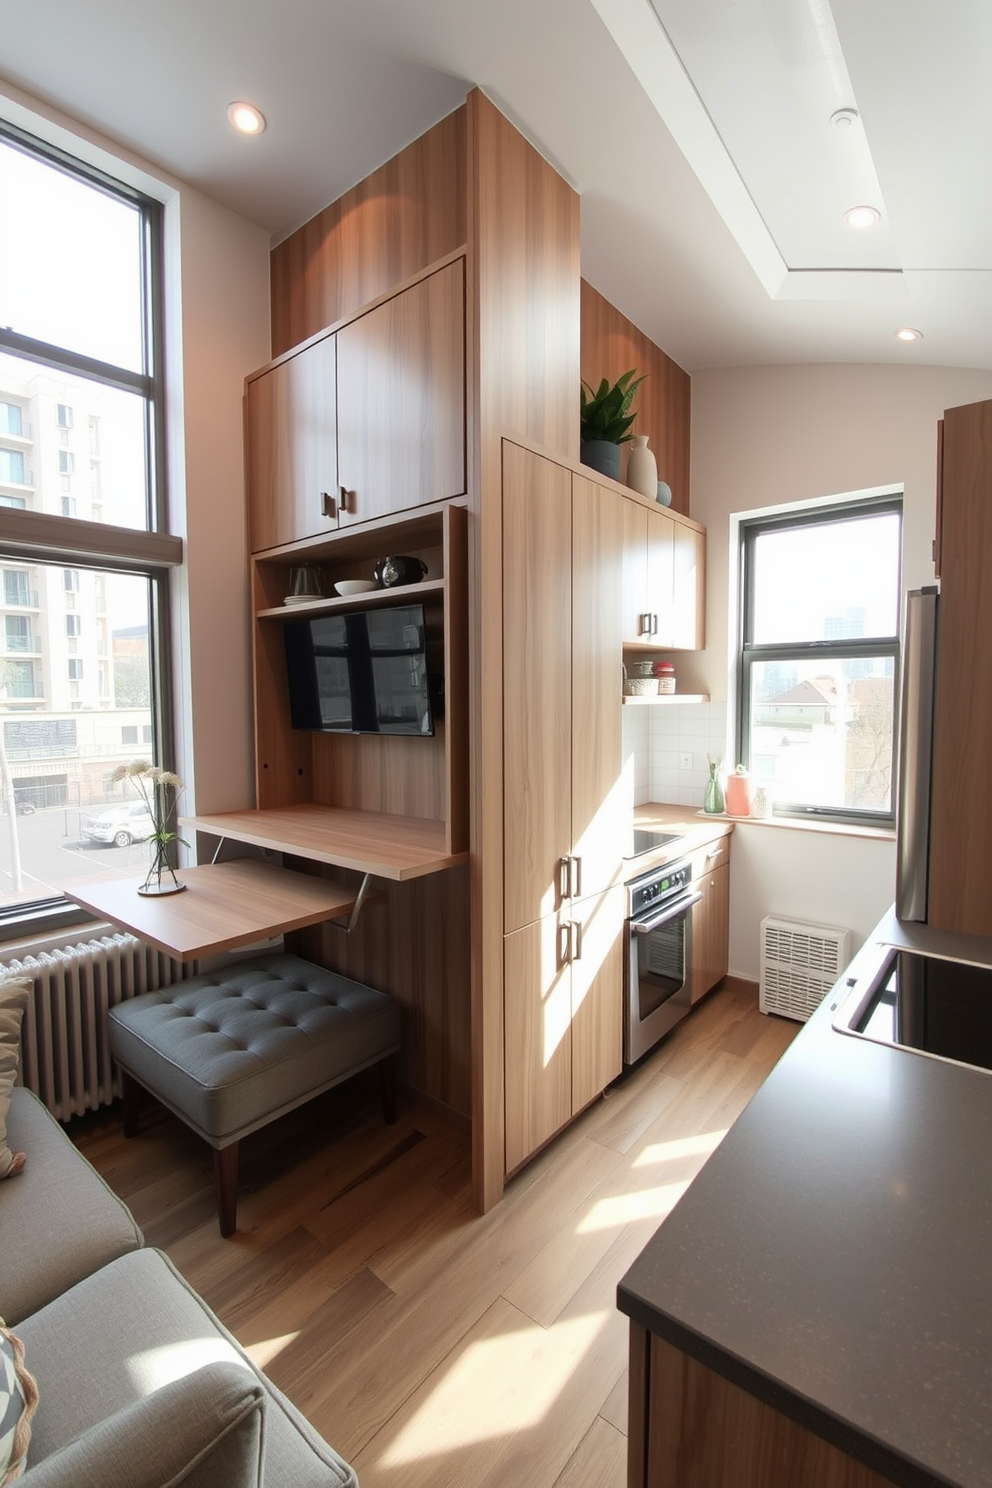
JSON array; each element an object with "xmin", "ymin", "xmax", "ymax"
[
  {"xmin": 628, "ymin": 1327, "xmax": 899, "ymax": 1488},
  {"xmin": 504, "ymin": 887, "xmax": 624, "ymax": 1175},
  {"xmin": 689, "ymin": 839, "xmax": 730, "ymax": 1005}
]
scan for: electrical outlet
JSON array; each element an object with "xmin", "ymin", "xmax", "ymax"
[{"xmin": 680, "ymin": 752, "xmax": 693, "ymax": 769}]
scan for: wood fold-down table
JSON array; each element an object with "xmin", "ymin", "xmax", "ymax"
[{"xmin": 62, "ymin": 858, "xmax": 360, "ymax": 963}]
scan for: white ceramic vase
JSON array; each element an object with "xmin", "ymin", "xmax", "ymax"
[{"xmin": 626, "ymin": 435, "xmax": 658, "ymax": 498}]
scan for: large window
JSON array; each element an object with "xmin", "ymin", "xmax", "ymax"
[
  {"xmin": 0, "ymin": 120, "xmax": 180, "ymax": 930},
  {"xmin": 737, "ymin": 496, "xmax": 902, "ymax": 824}
]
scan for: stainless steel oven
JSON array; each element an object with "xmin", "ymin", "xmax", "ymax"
[{"xmin": 624, "ymin": 856, "xmax": 702, "ymax": 1065}]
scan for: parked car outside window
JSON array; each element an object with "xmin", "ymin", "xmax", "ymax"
[{"xmin": 81, "ymin": 802, "xmax": 154, "ymax": 847}]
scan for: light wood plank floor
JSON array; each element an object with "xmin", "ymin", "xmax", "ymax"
[{"xmin": 71, "ymin": 979, "xmax": 797, "ymax": 1488}]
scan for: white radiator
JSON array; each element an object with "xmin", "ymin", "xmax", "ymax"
[
  {"xmin": 759, "ymin": 916, "xmax": 853, "ymax": 1022},
  {"xmin": 3, "ymin": 933, "xmax": 186, "ymax": 1120}
]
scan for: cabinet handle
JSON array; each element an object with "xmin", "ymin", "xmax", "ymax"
[
  {"xmin": 559, "ymin": 857, "xmax": 570, "ymax": 902},
  {"xmin": 640, "ymin": 612, "xmax": 651, "ymax": 637},
  {"xmin": 339, "ymin": 486, "xmax": 350, "ymax": 513},
  {"xmin": 571, "ymin": 918, "xmax": 583, "ymax": 962},
  {"xmin": 705, "ymin": 847, "xmax": 722, "ymax": 861},
  {"xmin": 569, "ymin": 854, "xmax": 582, "ymax": 898},
  {"xmin": 320, "ymin": 490, "xmax": 336, "ymax": 518},
  {"xmin": 652, "ymin": 613, "xmax": 659, "ymax": 635},
  {"xmin": 558, "ymin": 919, "xmax": 571, "ymax": 968}
]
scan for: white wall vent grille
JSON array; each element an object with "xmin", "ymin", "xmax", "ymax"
[{"xmin": 759, "ymin": 916, "xmax": 853, "ymax": 1022}]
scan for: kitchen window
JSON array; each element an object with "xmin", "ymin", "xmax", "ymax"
[
  {"xmin": 737, "ymin": 496, "xmax": 902, "ymax": 825},
  {"xmin": 0, "ymin": 118, "xmax": 180, "ymax": 934}
]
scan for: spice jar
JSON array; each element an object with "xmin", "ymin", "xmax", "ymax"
[{"xmin": 654, "ymin": 661, "xmax": 676, "ymax": 694}]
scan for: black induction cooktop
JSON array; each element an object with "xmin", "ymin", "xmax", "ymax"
[
  {"xmin": 628, "ymin": 829, "xmax": 683, "ymax": 859},
  {"xmin": 836, "ymin": 946, "xmax": 992, "ymax": 1074}
]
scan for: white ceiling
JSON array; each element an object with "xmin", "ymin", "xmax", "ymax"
[{"xmin": 1, "ymin": 0, "xmax": 990, "ymax": 374}]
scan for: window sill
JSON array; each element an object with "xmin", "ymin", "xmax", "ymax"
[{"xmin": 702, "ymin": 811, "xmax": 895, "ymax": 842}]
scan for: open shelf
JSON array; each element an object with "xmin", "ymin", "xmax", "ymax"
[
  {"xmin": 257, "ymin": 577, "xmax": 444, "ymax": 620},
  {"xmin": 621, "ymin": 692, "xmax": 709, "ymax": 705}
]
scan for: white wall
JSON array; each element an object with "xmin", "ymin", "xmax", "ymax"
[
  {"xmin": 0, "ymin": 82, "xmax": 272, "ymax": 827},
  {"xmin": 688, "ymin": 364, "xmax": 992, "ymax": 978}
]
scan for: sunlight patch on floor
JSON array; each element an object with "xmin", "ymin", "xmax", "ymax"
[
  {"xmin": 576, "ymin": 1180, "xmax": 691, "ymax": 1233},
  {"xmin": 380, "ymin": 1310, "xmax": 609, "ymax": 1463},
  {"xmin": 244, "ymin": 1331, "xmax": 300, "ymax": 1369},
  {"xmin": 633, "ymin": 1128, "xmax": 727, "ymax": 1168}
]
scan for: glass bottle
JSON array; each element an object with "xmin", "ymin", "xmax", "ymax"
[{"xmin": 703, "ymin": 760, "xmax": 725, "ymax": 815}]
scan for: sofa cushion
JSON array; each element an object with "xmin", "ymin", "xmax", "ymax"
[
  {"xmin": 0, "ymin": 979, "xmax": 32, "ymax": 1181},
  {"xmin": 19, "ymin": 1362, "xmax": 264, "ymax": 1488},
  {"xmin": 17, "ymin": 1248, "xmax": 357, "ymax": 1488},
  {"xmin": 0, "ymin": 1089, "xmax": 143, "ymax": 1327},
  {"xmin": 0, "ymin": 1321, "xmax": 38, "ymax": 1483}
]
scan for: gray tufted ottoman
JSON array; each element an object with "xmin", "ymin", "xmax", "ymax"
[{"xmin": 108, "ymin": 953, "xmax": 401, "ymax": 1236}]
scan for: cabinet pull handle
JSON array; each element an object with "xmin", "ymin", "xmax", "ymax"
[
  {"xmin": 572, "ymin": 918, "xmax": 583, "ymax": 961},
  {"xmin": 640, "ymin": 612, "xmax": 651, "ymax": 636},
  {"xmin": 558, "ymin": 919, "xmax": 571, "ymax": 968},
  {"xmin": 339, "ymin": 486, "xmax": 350, "ymax": 513},
  {"xmin": 559, "ymin": 857, "xmax": 570, "ymax": 901},
  {"xmin": 320, "ymin": 490, "xmax": 336, "ymax": 518},
  {"xmin": 569, "ymin": 854, "xmax": 582, "ymax": 898},
  {"xmin": 705, "ymin": 847, "xmax": 721, "ymax": 860},
  {"xmin": 652, "ymin": 613, "xmax": 659, "ymax": 634}
]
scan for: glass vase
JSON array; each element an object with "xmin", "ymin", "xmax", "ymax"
[
  {"xmin": 137, "ymin": 839, "xmax": 186, "ymax": 896},
  {"xmin": 703, "ymin": 763, "xmax": 725, "ymax": 815}
]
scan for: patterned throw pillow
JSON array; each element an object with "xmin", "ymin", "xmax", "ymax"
[
  {"xmin": 0, "ymin": 1322, "xmax": 37, "ymax": 1484},
  {"xmin": 0, "ymin": 979, "xmax": 33, "ymax": 1181}
]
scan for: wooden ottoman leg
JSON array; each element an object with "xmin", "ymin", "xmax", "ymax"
[
  {"xmin": 379, "ymin": 1053, "xmax": 398, "ymax": 1125},
  {"xmin": 214, "ymin": 1142, "xmax": 240, "ymax": 1238},
  {"xmin": 121, "ymin": 1071, "xmax": 142, "ymax": 1138}
]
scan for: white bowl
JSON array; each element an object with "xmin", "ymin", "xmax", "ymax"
[{"xmin": 334, "ymin": 579, "xmax": 377, "ymax": 596}]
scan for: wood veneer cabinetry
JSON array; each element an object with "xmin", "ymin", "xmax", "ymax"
[
  {"xmin": 928, "ymin": 396, "xmax": 992, "ymax": 938},
  {"xmin": 501, "ymin": 441, "xmax": 626, "ymax": 1171},
  {"xmin": 629, "ymin": 1327, "xmax": 899, "ymax": 1488},
  {"xmin": 247, "ymin": 257, "xmax": 466, "ymax": 553},
  {"xmin": 622, "ymin": 494, "xmax": 705, "ymax": 651}
]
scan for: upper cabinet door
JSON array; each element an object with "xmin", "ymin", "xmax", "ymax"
[
  {"xmin": 246, "ymin": 336, "xmax": 338, "ymax": 553},
  {"xmin": 622, "ymin": 499, "xmax": 650, "ymax": 644},
  {"xmin": 336, "ymin": 258, "xmax": 466, "ymax": 527},
  {"xmin": 672, "ymin": 522, "xmax": 705, "ymax": 651},
  {"xmin": 646, "ymin": 506, "xmax": 676, "ymax": 646}
]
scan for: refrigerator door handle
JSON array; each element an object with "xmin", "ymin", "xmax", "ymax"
[{"xmin": 896, "ymin": 587, "xmax": 938, "ymax": 922}]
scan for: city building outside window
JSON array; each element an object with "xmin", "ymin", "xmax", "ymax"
[
  {"xmin": 0, "ymin": 119, "xmax": 180, "ymax": 931},
  {"xmin": 737, "ymin": 495, "xmax": 902, "ymax": 825}
]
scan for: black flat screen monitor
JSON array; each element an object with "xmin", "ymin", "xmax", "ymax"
[{"xmin": 283, "ymin": 603, "xmax": 434, "ymax": 736}]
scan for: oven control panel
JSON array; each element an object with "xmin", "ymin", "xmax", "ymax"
[{"xmin": 628, "ymin": 860, "xmax": 691, "ymax": 917}]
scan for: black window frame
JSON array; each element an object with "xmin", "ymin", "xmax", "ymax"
[
  {"xmin": 0, "ymin": 118, "xmax": 180, "ymax": 938},
  {"xmin": 736, "ymin": 494, "xmax": 903, "ymax": 827}
]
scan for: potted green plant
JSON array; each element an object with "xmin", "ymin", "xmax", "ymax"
[{"xmin": 580, "ymin": 369, "xmax": 646, "ymax": 481}]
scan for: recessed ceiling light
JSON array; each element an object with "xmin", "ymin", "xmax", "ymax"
[
  {"xmin": 831, "ymin": 108, "xmax": 860, "ymax": 130},
  {"xmin": 844, "ymin": 205, "xmax": 880, "ymax": 230},
  {"xmin": 227, "ymin": 101, "xmax": 266, "ymax": 136},
  {"xmin": 895, "ymin": 328, "xmax": 923, "ymax": 343}
]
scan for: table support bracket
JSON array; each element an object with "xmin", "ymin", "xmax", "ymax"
[{"xmin": 329, "ymin": 872, "xmax": 374, "ymax": 934}]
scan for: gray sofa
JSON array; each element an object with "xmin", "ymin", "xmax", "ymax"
[{"xmin": 2, "ymin": 1086, "xmax": 358, "ymax": 1487}]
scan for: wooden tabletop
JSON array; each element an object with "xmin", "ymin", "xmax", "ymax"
[
  {"xmin": 182, "ymin": 804, "xmax": 467, "ymax": 881},
  {"xmin": 62, "ymin": 858, "xmax": 358, "ymax": 962}
]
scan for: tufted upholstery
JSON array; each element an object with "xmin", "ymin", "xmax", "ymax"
[{"xmin": 108, "ymin": 953, "xmax": 401, "ymax": 1147}]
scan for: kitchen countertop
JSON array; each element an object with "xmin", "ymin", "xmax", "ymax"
[
  {"xmin": 628, "ymin": 801, "xmax": 734, "ymax": 869},
  {"xmin": 618, "ymin": 905, "xmax": 992, "ymax": 1488}
]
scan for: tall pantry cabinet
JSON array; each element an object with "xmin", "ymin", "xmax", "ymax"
[{"xmin": 501, "ymin": 440, "xmax": 627, "ymax": 1171}]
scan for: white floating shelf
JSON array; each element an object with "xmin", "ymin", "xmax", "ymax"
[{"xmin": 621, "ymin": 693, "xmax": 710, "ymax": 705}]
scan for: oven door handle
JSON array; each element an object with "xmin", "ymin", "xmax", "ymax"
[{"xmin": 631, "ymin": 890, "xmax": 703, "ymax": 934}]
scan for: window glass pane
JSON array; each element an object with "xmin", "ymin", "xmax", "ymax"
[
  {"xmin": 0, "ymin": 353, "xmax": 148, "ymax": 530},
  {"xmin": 751, "ymin": 512, "xmax": 901, "ymax": 644},
  {"xmin": 0, "ymin": 138, "xmax": 144, "ymax": 372},
  {"xmin": 748, "ymin": 656, "xmax": 895, "ymax": 815},
  {"xmin": 0, "ymin": 563, "xmax": 155, "ymax": 913}
]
